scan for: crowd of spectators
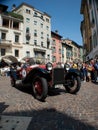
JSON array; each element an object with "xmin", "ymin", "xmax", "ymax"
[{"xmin": 63, "ymin": 58, "xmax": 98, "ymax": 83}]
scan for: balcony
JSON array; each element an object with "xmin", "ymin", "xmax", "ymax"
[
  {"xmin": 6, "ymin": 12, "xmax": 23, "ymax": 20},
  {"xmin": 0, "ymin": 39, "xmax": 12, "ymax": 47},
  {"xmin": 33, "ymin": 47, "xmax": 46, "ymax": 53}
]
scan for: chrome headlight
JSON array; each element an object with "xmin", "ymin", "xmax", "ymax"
[
  {"xmin": 64, "ymin": 63, "xmax": 70, "ymax": 71},
  {"xmin": 46, "ymin": 62, "xmax": 53, "ymax": 71}
]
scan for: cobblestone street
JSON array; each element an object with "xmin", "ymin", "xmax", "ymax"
[{"xmin": 0, "ymin": 76, "xmax": 98, "ymax": 130}]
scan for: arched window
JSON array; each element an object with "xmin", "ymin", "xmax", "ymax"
[{"xmin": 26, "ymin": 27, "xmax": 30, "ymax": 33}]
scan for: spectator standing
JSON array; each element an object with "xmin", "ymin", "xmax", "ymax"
[
  {"xmin": 86, "ymin": 62, "xmax": 92, "ymax": 82},
  {"xmin": 90, "ymin": 59, "xmax": 96, "ymax": 82},
  {"xmin": 93, "ymin": 59, "xmax": 98, "ymax": 82},
  {"xmin": 81, "ymin": 62, "xmax": 87, "ymax": 82}
]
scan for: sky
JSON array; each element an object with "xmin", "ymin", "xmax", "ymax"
[{"xmin": 0, "ymin": 0, "xmax": 83, "ymax": 45}]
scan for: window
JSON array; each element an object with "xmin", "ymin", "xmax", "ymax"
[
  {"xmin": 52, "ymin": 47, "xmax": 56, "ymax": 53},
  {"xmin": 26, "ymin": 9, "xmax": 28, "ymax": 13},
  {"xmin": 26, "ymin": 51, "xmax": 30, "ymax": 57},
  {"xmin": 26, "ymin": 9, "xmax": 31, "ymax": 14},
  {"xmin": 26, "ymin": 27, "xmax": 30, "ymax": 33},
  {"xmin": 15, "ymin": 35, "xmax": 19, "ymax": 43},
  {"xmin": 41, "ymin": 42, "xmax": 43, "ymax": 47},
  {"xmin": 15, "ymin": 49, "xmax": 19, "ymax": 57},
  {"xmin": 34, "ymin": 12, "xmax": 37, "ymax": 16},
  {"xmin": 13, "ymin": 21, "xmax": 19, "ymax": 29},
  {"xmin": 47, "ymin": 38, "xmax": 50, "ymax": 49},
  {"xmin": 26, "ymin": 34, "xmax": 30, "ymax": 44},
  {"xmin": 52, "ymin": 39, "xmax": 56, "ymax": 45},
  {"xmin": 66, "ymin": 51, "xmax": 70, "ymax": 57},
  {"xmin": 1, "ymin": 48, "xmax": 5, "ymax": 56},
  {"xmin": 26, "ymin": 18, "xmax": 30, "ymax": 23},
  {"xmin": 41, "ymin": 32, "xmax": 44, "ymax": 39},
  {"xmin": 59, "ymin": 49, "xmax": 61, "ymax": 54},
  {"xmin": 2, "ymin": 18, "xmax": 9, "ymax": 27},
  {"xmin": 34, "ymin": 30, "xmax": 37, "ymax": 37},
  {"xmin": 52, "ymin": 56, "xmax": 56, "ymax": 62},
  {"xmin": 34, "ymin": 21, "xmax": 37, "ymax": 25},
  {"xmin": 46, "ymin": 26, "xmax": 49, "ymax": 30},
  {"xmin": 41, "ymin": 23, "xmax": 43, "ymax": 28},
  {"xmin": 34, "ymin": 40, "xmax": 37, "ymax": 45},
  {"xmin": 46, "ymin": 18, "xmax": 49, "ymax": 23},
  {"xmin": 26, "ymin": 27, "xmax": 30, "ymax": 41},
  {"xmin": 47, "ymin": 34, "xmax": 49, "ymax": 38},
  {"xmin": 41, "ymin": 15, "xmax": 43, "ymax": 19},
  {"xmin": 1, "ymin": 32, "xmax": 6, "ymax": 40}
]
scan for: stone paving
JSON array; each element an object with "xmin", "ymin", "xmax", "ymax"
[{"xmin": 0, "ymin": 76, "xmax": 98, "ymax": 130}]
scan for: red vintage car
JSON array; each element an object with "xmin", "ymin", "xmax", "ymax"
[{"xmin": 10, "ymin": 61, "xmax": 81, "ymax": 101}]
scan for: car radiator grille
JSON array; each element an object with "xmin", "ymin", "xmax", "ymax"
[{"xmin": 52, "ymin": 68, "xmax": 65, "ymax": 85}]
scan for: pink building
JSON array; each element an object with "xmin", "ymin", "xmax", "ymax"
[{"xmin": 51, "ymin": 31, "xmax": 62, "ymax": 64}]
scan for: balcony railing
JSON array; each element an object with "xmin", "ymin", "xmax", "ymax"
[{"xmin": 0, "ymin": 39, "xmax": 12, "ymax": 46}]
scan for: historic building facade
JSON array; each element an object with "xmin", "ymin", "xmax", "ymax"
[
  {"xmin": 0, "ymin": 4, "xmax": 23, "ymax": 59},
  {"xmin": 0, "ymin": 3, "xmax": 83, "ymax": 64},
  {"xmin": 13, "ymin": 3, "xmax": 52, "ymax": 63},
  {"xmin": 62, "ymin": 39, "xmax": 83, "ymax": 63},
  {"xmin": 80, "ymin": 0, "xmax": 98, "ymax": 61},
  {"xmin": 62, "ymin": 41, "xmax": 72, "ymax": 63},
  {"xmin": 51, "ymin": 31, "xmax": 62, "ymax": 64},
  {"xmin": 0, "ymin": 3, "xmax": 52, "ymax": 63}
]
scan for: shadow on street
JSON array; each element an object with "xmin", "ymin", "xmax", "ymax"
[
  {"xmin": 0, "ymin": 105, "xmax": 98, "ymax": 130},
  {"xmin": 14, "ymin": 84, "xmax": 68, "ymax": 98},
  {"xmin": 0, "ymin": 102, "xmax": 9, "ymax": 114}
]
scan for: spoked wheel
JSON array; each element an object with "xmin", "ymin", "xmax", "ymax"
[
  {"xmin": 32, "ymin": 77, "xmax": 48, "ymax": 101},
  {"xmin": 64, "ymin": 76, "xmax": 81, "ymax": 94}
]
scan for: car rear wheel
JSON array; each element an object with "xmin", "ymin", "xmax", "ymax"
[{"xmin": 32, "ymin": 77, "xmax": 48, "ymax": 101}]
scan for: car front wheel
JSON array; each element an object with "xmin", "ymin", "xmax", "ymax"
[
  {"xmin": 32, "ymin": 77, "xmax": 48, "ymax": 101},
  {"xmin": 64, "ymin": 76, "xmax": 81, "ymax": 94}
]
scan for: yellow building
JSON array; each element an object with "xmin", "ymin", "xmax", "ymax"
[
  {"xmin": 62, "ymin": 39, "xmax": 83, "ymax": 63},
  {"xmin": 80, "ymin": 0, "xmax": 92, "ymax": 61}
]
